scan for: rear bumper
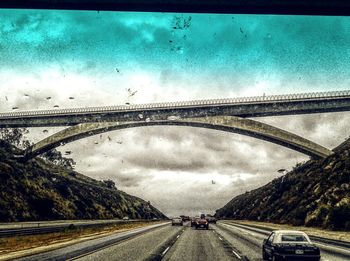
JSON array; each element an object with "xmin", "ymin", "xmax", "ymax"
[
  {"xmin": 196, "ymin": 223, "xmax": 209, "ymax": 228},
  {"xmin": 274, "ymin": 253, "xmax": 320, "ymax": 260}
]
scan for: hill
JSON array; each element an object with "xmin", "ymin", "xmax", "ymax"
[
  {"xmin": 0, "ymin": 140, "xmax": 166, "ymax": 221},
  {"xmin": 215, "ymin": 138, "xmax": 350, "ymax": 230}
]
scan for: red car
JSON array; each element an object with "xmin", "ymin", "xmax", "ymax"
[{"xmin": 195, "ymin": 218, "xmax": 209, "ymax": 230}]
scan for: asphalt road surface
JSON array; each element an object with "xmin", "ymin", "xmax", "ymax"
[
  {"xmin": 74, "ymin": 223, "xmax": 184, "ymax": 261},
  {"xmin": 19, "ymin": 221, "xmax": 350, "ymax": 261},
  {"xmin": 215, "ymin": 221, "xmax": 350, "ymax": 261}
]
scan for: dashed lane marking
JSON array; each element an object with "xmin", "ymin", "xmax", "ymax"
[
  {"xmin": 162, "ymin": 246, "xmax": 170, "ymax": 256},
  {"xmin": 214, "ymin": 224, "xmax": 248, "ymax": 260},
  {"xmin": 232, "ymin": 249, "xmax": 242, "ymax": 259}
]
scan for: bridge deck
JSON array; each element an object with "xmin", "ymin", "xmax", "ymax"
[{"xmin": 1, "ymin": 90, "xmax": 350, "ymax": 120}]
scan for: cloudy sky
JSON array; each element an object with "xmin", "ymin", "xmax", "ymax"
[{"xmin": 1, "ymin": 9, "xmax": 350, "ymax": 216}]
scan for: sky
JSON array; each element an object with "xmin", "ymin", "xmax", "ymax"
[{"xmin": 0, "ymin": 9, "xmax": 350, "ymax": 216}]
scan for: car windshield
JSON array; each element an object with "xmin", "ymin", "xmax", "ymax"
[{"xmin": 281, "ymin": 234, "xmax": 308, "ymax": 242}]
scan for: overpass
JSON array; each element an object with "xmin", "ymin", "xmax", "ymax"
[
  {"xmin": 1, "ymin": 90, "xmax": 349, "ymax": 160},
  {"xmin": 1, "ymin": 90, "xmax": 350, "ymax": 128}
]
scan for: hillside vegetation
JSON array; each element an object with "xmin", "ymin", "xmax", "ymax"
[
  {"xmin": 216, "ymin": 138, "xmax": 350, "ymax": 230},
  {"xmin": 0, "ymin": 140, "xmax": 166, "ymax": 221}
]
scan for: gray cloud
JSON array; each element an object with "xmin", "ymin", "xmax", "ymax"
[
  {"xmin": 20, "ymin": 110, "xmax": 350, "ymax": 216},
  {"xmin": 1, "ymin": 10, "xmax": 350, "ymax": 216}
]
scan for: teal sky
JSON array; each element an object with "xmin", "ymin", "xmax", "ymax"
[
  {"xmin": 1, "ymin": 9, "xmax": 350, "ymax": 216},
  {"xmin": 1, "ymin": 9, "xmax": 350, "ymax": 99}
]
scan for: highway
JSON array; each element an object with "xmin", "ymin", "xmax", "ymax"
[{"xmin": 16, "ymin": 221, "xmax": 350, "ymax": 261}]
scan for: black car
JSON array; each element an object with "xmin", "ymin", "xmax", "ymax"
[
  {"xmin": 191, "ymin": 216, "xmax": 199, "ymax": 227},
  {"xmin": 262, "ymin": 230, "xmax": 320, "ymax": 261}
]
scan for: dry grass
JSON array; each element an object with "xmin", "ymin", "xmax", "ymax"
[
  {"xmin": 234, "ymin": 220, "xmax": 350, "ymax": 242},
  {"xmin": 0, "ymin": 221, "xmax": 159, "ymax": 257}
]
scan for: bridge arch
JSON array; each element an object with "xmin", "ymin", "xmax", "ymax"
[{"xmin": 22, "ymin": 116, "xmax": 333, "ymax": 160}]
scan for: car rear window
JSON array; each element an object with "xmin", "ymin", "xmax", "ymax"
[{"xmin": 281, "ymin": 234, "xmax": 308, "ymax": 242}]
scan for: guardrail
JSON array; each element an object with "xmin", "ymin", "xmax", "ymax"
[
  {"xmin": 0, "ymin": 90, "xmax": 350, "ymax": 119},
  {"xmin": 0, "ymin": 219, "xmax": 163, "ymax": 238}
]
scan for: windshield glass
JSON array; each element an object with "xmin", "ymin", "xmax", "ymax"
[
  {"xmin": 1, "ymin": 10, "xmax": 349, "ymax": 112},
  {"xmin": 1, "ymin": 7, "xmax": 349, "ymax": 218},
  {"xmin": 1, "ymin": 6, "xmax": 349, "ymax": 221},
  {"xmin": 0, "ymin": 6, "xmax": 349, "ymax": 260},
  {"xmin": 281, "ymin": 234, "xmax": 308, "ymax": 242}
]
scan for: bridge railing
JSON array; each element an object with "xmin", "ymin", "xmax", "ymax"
[{"xmin": 0, "ymin": 90, "xmax": 350, "ymax": 119}]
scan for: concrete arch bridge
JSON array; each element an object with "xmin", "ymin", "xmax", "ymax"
[
  {"xmin": 23, "ymin": 116, "xmax": 333, "ymax": 160},
  {"xmin": 1, "ymin": 90, "xmax": 348, "ymax": 161}
]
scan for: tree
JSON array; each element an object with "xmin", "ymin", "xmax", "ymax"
[
  {"xmin": 103, "ymin": 179, "xmax": 117, "ymax": 190},
  {"xmin": 41, "ymin": 149, "xmax": 76, "ymax": 170},
  {"xmin": 0, "ymin": 128, "xmax": 76, "ymax": 169},
  {"xmin": 0, "ymin": 128, "xmax": 32, "ymax": 149}
]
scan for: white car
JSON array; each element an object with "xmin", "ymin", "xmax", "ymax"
[{"xmin": 171, "ymin": 217, "xmax": 183, "ymax": 226}]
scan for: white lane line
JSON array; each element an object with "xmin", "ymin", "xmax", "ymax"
[
  {"xmin": 232, "ymin": 249, "xmax": 242, "ymax": 259},
  {"xmin": 162, "ymin": 246, "xmax": 170, "ymax": 256}
]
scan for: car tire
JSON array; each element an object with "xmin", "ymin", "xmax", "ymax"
[
  {"xmin": 271, "ymin": 254, "xmax": 280, "ymax": 261},
  {"xmin": 206, "ymin": 225, "xmax": 209, "ymax": 230},
  {"xmin": 262, "ymin": 248, "xmax": 269, "ymax": 260}
]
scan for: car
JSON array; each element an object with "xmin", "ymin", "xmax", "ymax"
[
  {"xmin": 191, "ymin": 216, "xmax": 199, "ymax": 227},
  {"xmin": 180, "ymin": 215, "xmax": 190, "ymax": 222},
  {"xmin": 205, "ymin": 214, "xmax": 217, "ymax": 224},
  {"xmin": 172, "ymin": 217, "xmax": 183, "ymax": 226},
  {"xmin": 122, "ymin": 216, "xmax": 129, "ymax": 220},
  {"xmin": 194, "ymin": 217, "xmax": 209, "ymax": 230},
  {"xmin": 262, "ymin": 230, "xmax": 321, "ymax": 261}
]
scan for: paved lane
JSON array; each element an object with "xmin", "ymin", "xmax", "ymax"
[
  {"xmin": 212, "ymin": 223, "xmax": 261, "ymax": 260},
  {"xmin": 18, "ymin": 222, "xmax": 169, "ymax": 261},
  {"xmin": 75, "ymin": 224, "xmax": 184, "ymax": 261},
  {"xmin": 163, "ymin": 224, "xmax": 238, "ymax": 261}
]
